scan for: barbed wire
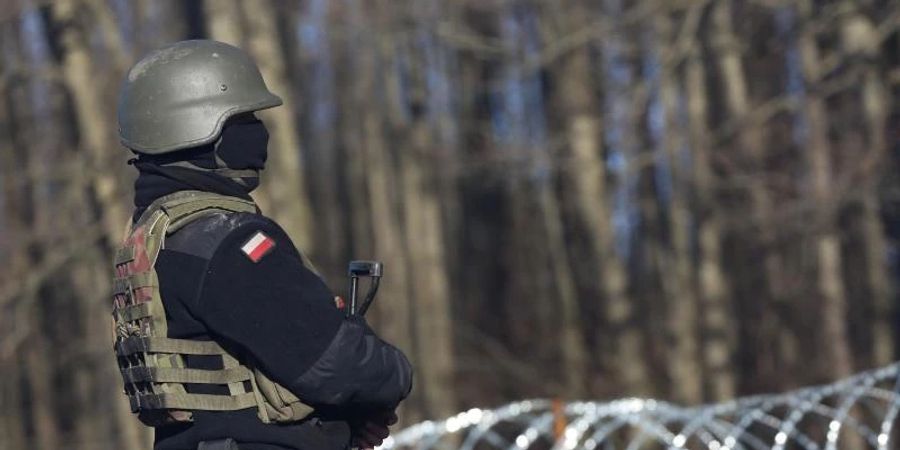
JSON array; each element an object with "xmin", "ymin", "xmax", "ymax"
[{"xmin": 385, "ymin": 362, "xmax": 900, "ymax": 450}]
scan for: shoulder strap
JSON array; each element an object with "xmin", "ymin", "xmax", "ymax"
[
  {"xmin": 136, "ymin": 190, "xmax": 259, "ymax": 235},
  {"xmin": 140, "ymin": 190, "xmax": 322, "ymax": 273}
]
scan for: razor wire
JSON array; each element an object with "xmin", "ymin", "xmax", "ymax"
[{"xmin": 383, "ymin": 362, "xmax": 900, "ymax": 450}]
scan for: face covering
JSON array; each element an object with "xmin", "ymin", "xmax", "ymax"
[
  {"xmin": 131, "ymin": 116, "xmax": 270, "ymax": 221},
  {"xmin": 135, "ymin": 116, "xmax": 270, "ymax": 185},
  {"xmin": 211, "ymin": 117, "xmax": 269, "ymax": 190}
]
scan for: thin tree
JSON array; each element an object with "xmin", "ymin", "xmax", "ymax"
[
  {"xmin": 353, "ymin": 0, "xmax": 419, "ymax": 422},
  {"xmin": 585, "ymin": 0, "xmax": 651, "ymax": 397},
  {"xmin": 796, "ymin": 0, "xmax": 854, "ymax": 378},
  {"xmin": 533, "ymin": 0, "xmax": 595, "ymax": 398},
  {"xmin": 839, "ymin": 2, "xmax": 895, "ymax": 368},
  {"xmin": 655, "ymin": 5, "xmax": 703, "ymax": 404},
  {"xmin": 396, "ymin": 1, "xmax": 458, "ymax": 418},
  {"xmin": 49, "ymin": 0, "xmax": 130, "ymax": 248},
  {"xmin": 205, "ymin": 0, "xmax": 316, "ymax": 253},
  {"xmin": 0, "ymin": 33, "xmax": 29, "ymax": 450},
  {"xmin": 712, "ymin": 0, "xmax": 807, "ymax": 393},
  {"xmin": 685, "ymin": 3, "xmax": 736, "ymax": 401}
]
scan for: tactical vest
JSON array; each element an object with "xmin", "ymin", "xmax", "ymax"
[{"xmin": 111, "ymin": 190, "xmax": 314, "ymax": 426}]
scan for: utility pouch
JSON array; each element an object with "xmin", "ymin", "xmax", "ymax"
[{"xmin": 250, "ymin": 368, "xmax": 315, "ymax": 423}]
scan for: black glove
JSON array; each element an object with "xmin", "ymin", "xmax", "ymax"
[{"xmin": 351, "ymin": 409, "xmax": 398, "ymax": 450}]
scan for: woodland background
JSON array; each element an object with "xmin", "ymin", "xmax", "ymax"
[{"xmin": 0, "ymin": 0, "xmax": 899, "ymax": 448}]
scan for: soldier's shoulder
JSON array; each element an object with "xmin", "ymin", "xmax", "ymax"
[{"xmin": 164, "ymin": 210, "xmax": 280, "ymax": 260}]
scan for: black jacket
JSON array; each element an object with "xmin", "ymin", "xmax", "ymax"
[{"xmin": 151, "ymin": 210, "xmax": 413, "ymax": 450}]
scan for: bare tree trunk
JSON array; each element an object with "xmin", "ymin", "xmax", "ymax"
[
  {"xmin": 548, "ymin": 0, "xmax": 647, "ymax": 396},
  {"xmin": 656, "ymin": 7, "xmax": 702, "ymax": 404},
  {"xmin": 50, "ymin": 0, "xmax": 130, "ymax": 249},
  {"xmin": 23, "ymin": 334, "xmax": 60, "ymax": 450},
  {"xmin": 859, "ymin": 190, "xmax": 893, "ymax": 369},
  {"xmin": 240, "ymin": 0, "xmax": 315, "ymax": 254},
  {"xmin": 623, "ymin": 20, "xmax": 672, "ymax": 397},
  {"xmin": 204, "ymin": 0, "xmax": 241, "ymax": 43},
  {"xmin": 840, "ymin": 6, "xmax": 894, "ymax": 367},
  {"xmin": 399, "ymin": 157, "xmax": 457, "ymax": 418},
  {"xmin": 297, "ymin": 2, "xmax": 348, "ymax": 280},
  {"xmin": 0, "ymin": 35, "xmax": 38, "ymax": 450},
  {"xmin": 353, "ymin": 0, "xmax": 419, "ymax": 422},
  {"xmin": 0, "ymin": 368, "xmax": 26, "ymax": 450},
  {"xmin": 399, "ymin": 93, "xmax": 457, "ymax": 421},
  {"xmin": 532, "ymin": 0, "xmax": 595, "ymax": 398},
  {"xmin": 205, "ymin": 0, "xmax": 316, "ymax": 253},
  {"xmin": 85, "ymin": 0, "xmax": 131, "ymax": 71},
  {"xmin": 46, "ymin": 3, "xmax": 141, "ymax": 448},
  {"xmin": 537, "ymin": 175, "xmax": 589, "ymax": 397},
  {"xmin": 685, "ymin": 5, "xmax": 736, "ymax": 401},
  {"xmin": 713, "ymin": 0, "xmax": 805, "ymax": 392},
  {"xmin": 797, "ymin": 0, "xmax": 853, "ymax": 378}
]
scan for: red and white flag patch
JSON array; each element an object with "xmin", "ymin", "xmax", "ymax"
[{"xmin": 241, "ymin": 231, "xmax": 276, "ymax": 263}]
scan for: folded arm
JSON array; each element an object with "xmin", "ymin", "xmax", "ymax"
[{"xmin": 185, "ymin": 214, "xmax": 413, "ymax": 410}]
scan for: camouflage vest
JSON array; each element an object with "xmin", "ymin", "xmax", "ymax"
[{"xmin": 112, "ymin": 190, "xmax": 314, "ymax": 426}]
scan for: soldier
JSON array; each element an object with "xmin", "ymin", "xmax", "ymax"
[{"xmin": 112, "ymin": 40, "xmax": 413, "ymax": 450}]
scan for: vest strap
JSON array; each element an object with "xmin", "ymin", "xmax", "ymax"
[
  {"xmin": 158, "ymin": 191, "xmax": 257, "ymax": 234},
  {"xmin": 113, "ymin": 272, "xmax": 157, "ymax": 295},
  {"xmin": 114, "ymin": 302, "xmax": 153, "ymax": 323},
  {"xmin": 133, "ymin": 190, "xmax": 257, "ymax": 230},
  {"xmin": 115, "ymin": 246, "xmax": 136, "ymax": 266},
  {"xmin": 121, "ymin": 366, "xmax": 252, "ymax": 385},
  {"xmin": 115, "ymin": 336, "xmax": 229, "ymax": 357},
  {"xmin": 129, "ymin": 392, "xmax": 257, "ymax": 412}
]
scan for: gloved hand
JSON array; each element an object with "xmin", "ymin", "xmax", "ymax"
[{"xmin": 352, "ymin": 409, "xmax": 398, "ymax": 450}]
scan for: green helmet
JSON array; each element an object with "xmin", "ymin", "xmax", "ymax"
[{"xmin": 117, "ymin": 40, "xmax": 282, "ymax": 155}]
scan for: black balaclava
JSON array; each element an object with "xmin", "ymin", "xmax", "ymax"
[{"xmin": 132, "ymin": 114, "xmax": 270, "ymax": 222}]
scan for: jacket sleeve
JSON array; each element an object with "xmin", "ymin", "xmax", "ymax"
[{"xmin": 186, "ymin": 214, "xmax": 413, "ymax": 410}]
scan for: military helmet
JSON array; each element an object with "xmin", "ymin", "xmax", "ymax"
[{"xmin": 117, "ymin": 40, "xmax": 282, "ymax": 154}]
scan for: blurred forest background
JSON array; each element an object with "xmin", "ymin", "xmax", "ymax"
[{"xmin": 1, "ymin": 0, "xmax": 899, "ymax": 448}]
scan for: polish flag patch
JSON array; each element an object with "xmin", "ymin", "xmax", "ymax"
[{"xmin": 241, "ymin": 231, "xmax": 276, "ymax": 263}]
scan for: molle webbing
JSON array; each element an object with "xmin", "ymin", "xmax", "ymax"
[
  {"xmin": 115, "ymin": 336, "xmax": 230, "ymax": 357},
  {"xmin": 113, "ymin": 272, "xmax": 156, "ymax": 296},
  {"xmin": 115, "ymin": 246, "xmax": 136, "ymax": 265},
  {"xmin": 121, "ymin": 366, "xmax": 251, "ymax": 385},
  {"xmin": 114, "ymin": 302, "xmax": 153, "ymax": 323},
  {"xmin": 130, "ymin": 392, "xmax": 258, "ymax": 412},
  {"xmin": 112, "ymin": 191, "xmax": 313, "ymax": 425}
]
